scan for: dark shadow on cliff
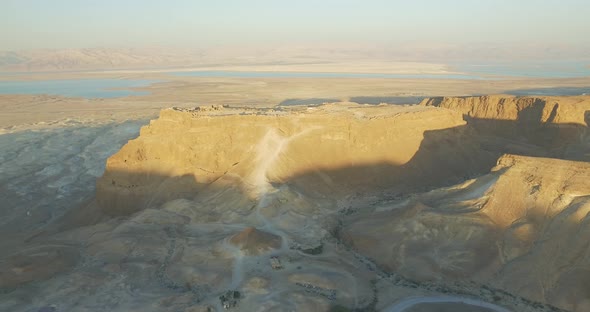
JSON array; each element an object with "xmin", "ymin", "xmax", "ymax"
[
  {"xmin": 285, "ymin": 111, "xmax": 589, "ymax": 200},
  {"xmin": 462, "ymin": 108, "xmax": 589, "ymax": 161}
]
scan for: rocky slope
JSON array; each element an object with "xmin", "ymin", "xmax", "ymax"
[
  {"xmin": 343, "ymin": 154, "xmax": 590, "ymax": 311},
  {"xmin": 2, "ymin": 97, "xmax": 590, "ymax": 311}
]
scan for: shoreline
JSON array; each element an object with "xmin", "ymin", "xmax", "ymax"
[{"xmin": 2, "ymin": 76, "xmax": 590, "ymax": 129}]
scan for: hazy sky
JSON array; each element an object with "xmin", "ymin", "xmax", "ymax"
[{"xmin": 2, "ymin": 0, "xmax": 590, "ymax": 50}]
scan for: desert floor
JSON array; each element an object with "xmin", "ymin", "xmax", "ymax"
[{"xmin": 2, "ymin": 73, "xmax": 590, "ymax": 129}]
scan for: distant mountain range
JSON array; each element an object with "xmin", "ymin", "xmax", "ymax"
[
  {"xmin": 0, "ymin": 47, "xmax": 208, "ymax": 72},
  {"xmin": 1, "ymin": 43, "xmax": 588, "ymax": 72}
]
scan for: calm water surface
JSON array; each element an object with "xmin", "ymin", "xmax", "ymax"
[
  {"xmin": 0, "ymin": 61, "xmax": 588, "ymax": 99},
  {"xmin": 453, "ymin": 61, "xmax": 590, "ymax": 78},
  {"xmin": 0, "ymin": 79, "xmax": 157, "ymax": 98}
]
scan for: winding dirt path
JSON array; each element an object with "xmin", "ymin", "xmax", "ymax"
[{"xmin": 383, "ymin": 296, "xmax": 513, "ymax": 312}]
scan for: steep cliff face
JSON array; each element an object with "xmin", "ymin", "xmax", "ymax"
[
  {"xmin": 97, "ymin": 104, "xmax": 494, "ymax": 216},
  {"xmin": 421, "ymin": 95, "xmax": 590, "ymax": 155},
  {"xmin": 420, "ymin": 95, "xmax": 589, "ymax": 124}
]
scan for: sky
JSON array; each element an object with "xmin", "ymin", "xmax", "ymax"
[{"xmin": 1, "ymin": 0, "xmax": 590, "ymax": 50}]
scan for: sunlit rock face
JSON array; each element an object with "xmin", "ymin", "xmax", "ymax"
[{"xmin": 3, "ymin": 97, "xmax": 590, "ymax": 312}]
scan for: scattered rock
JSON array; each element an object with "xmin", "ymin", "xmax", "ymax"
[
  {"xmin": 295, "ymin": 282, "xmax": 337, "ymax": 301},
  {"xmin": 195, "ymin": 104, "xmax": 226, "ymax": 112}
]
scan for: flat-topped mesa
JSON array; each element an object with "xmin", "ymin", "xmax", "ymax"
[{"xmin": 96, "ymin": 104, "xmax": 493, "ymax": 216}]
